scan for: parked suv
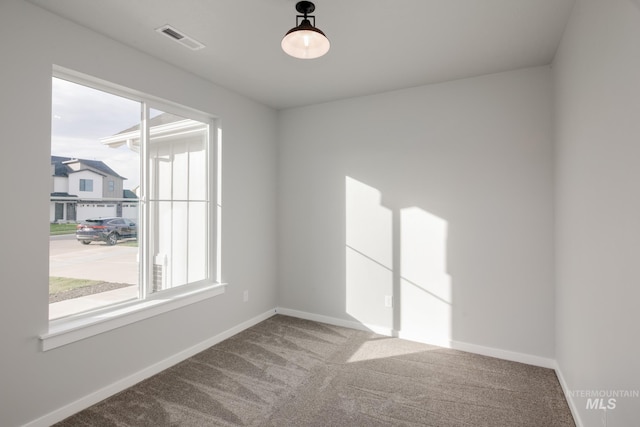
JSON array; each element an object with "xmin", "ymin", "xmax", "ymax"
[{"xmin": 76, "ymin": 217, "xmax": 137, "ymax": 245}]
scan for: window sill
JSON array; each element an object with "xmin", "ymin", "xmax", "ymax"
[{"xmin": 40, "ymin": 283, "xmax": 226, "ymax": 351}]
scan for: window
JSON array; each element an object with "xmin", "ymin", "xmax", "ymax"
[
  {"xmin": 44, "ymin": 68, "xmax": 222, "ymax": 350},
  {"xmin": 79, "ymin": 179, "xmax": 93, "ymax": 191}
]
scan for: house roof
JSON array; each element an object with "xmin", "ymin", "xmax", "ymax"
[
  {"xmin": 51, "ymin": 156, "xmax": 126, "ymax": 179},
  {"xmin": 116, "ymin": 112, "xmax": 185, "ymax": 135},
  {"xmin": 123, "ymin": 189, "xmax": 138, "ymax": 199},
  {"xmin": 69, "ymin": 168, "xmax": 107, "ymax": 178},
  {"xmin": 101, "ymin": 112, "xmax": 205, "ymax": 151},
  {"xmin": 51, "ymin": 155, "xmax": 72, "ymax": 177},
  {"xmin": 50, "ymin": 192, "xmax": 77, "ymax": 198}
]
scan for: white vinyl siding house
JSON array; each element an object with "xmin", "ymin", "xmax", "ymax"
[
  {"xmin": 70, "ymin": 170, "xmax": 103, "ymax": 198},
  {"xmin": 50, "ymin": 156, "xmax": 138, "ymax": 223},
  {"xmin": 52, "ymin": 177, "xmax": 68, "ymax": 193}
]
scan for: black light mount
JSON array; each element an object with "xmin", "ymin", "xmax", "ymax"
[
  {"xmin": 294, "ymin": 1, "xmax": 317, "ymax": 27},
  {"xmin": 281, "ymin": 1, "xmax": 330, "ymax": 59}
]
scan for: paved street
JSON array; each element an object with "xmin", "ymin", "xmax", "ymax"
[
  {"xmin": 49, "ymin": 234, "xmax": 138, "ymax": 284},
  {"xmin": 49, "ymin": 235, "xmax": 139, "ymax": 319}
]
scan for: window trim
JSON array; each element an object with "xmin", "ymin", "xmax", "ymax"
[
  {"xmin": 41, "ymin": 283, "xmax": 226, "ymax": 351},
  {"xmin": 42, "ymin": 66, "xmax": 223, "ymax": 350}
]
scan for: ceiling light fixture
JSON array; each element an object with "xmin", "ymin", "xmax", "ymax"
[{"xmin": 281, "ymin": 1, "xmax": 330, "ymax": 59}]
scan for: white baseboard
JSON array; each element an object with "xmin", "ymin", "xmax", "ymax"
[
  {"xmin": 279, "ymin": 307, "xmax": 577, "ymax": 424},
  {"xmin": 26, "ymin": 307, "xmax": 577, "ymax": 427},
  {"xmin": 553, "ymin": 361, "xmax": 584, "ymax": 427},
  {"xmin": 24, "ymin": 308, "xmax": 277, "ymax": 427},
  {"xmin": 277, "ymin": 307, "xmax": 555, "ymax": 369},
  {"xmin": 275, "ymin": 307, "xmax": 394, "ymax": 336},
  {"xmin": 449, "ymin": 340, "xmax": 556, "ymax": 369},
  {"xmin": 258, "ymin": 310, "xmax": 577, "ymax": 427}
]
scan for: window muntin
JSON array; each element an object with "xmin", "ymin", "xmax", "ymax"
[{"xmin": 49, "ymin": 70, "xmax": 218, "ymax": 323}]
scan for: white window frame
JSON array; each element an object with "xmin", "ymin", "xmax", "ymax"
[
  {"xmin": 41, "ymin": 66, "xmax": 225, "ymax": 351},
  {"xmin": 79, "ymin": 178, "xmax": 93, "ymax": 192}
]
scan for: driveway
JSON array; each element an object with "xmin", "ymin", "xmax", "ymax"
[{"xmin": 49, "ymin": 234, "xmax": 138, "ymax": 284}]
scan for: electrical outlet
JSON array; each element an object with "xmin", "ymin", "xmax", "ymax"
[
  {"xmin": 384, "ymin": 295, "xmax": 393, "ymax": 308},
  {"xmin": 243, "ymin": 290, "xmax": 249, "ymax": 302}
]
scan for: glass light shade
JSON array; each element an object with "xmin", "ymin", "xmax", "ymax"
[{"xmin": 281, "ymin": 21, "xmax": 330, "ymax": 59}]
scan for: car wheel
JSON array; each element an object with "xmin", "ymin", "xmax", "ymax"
[
  {"xmin": 107, "ymin": 233, "xmax": 118, "ymax": 246},
  {"xmin": 81, "ymin": 240, "xmax": 91, "ymax": 245}
]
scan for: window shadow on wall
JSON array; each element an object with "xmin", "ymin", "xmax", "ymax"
[{"xmin": 345, "ymin": 176, "xmax": 453, "ymax": 345}]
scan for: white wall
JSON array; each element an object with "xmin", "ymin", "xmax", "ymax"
[
  {"xmin": 554, "ymin": 0, "xmax": 640, "ymax": 425},
  {"xmin": 68, "ymin": 170, "xmax": 103, "ymax": 198},
  {"xmin": 7, "ymin": 0, "xmax": 639, "ymax": 425},
  {"xmin": 278, "ymin": 67, "xmax": 556, "ymax": 358},
  {"xmin": 0, "ymin": 1, "xmax": 278, "ymax": 426}
]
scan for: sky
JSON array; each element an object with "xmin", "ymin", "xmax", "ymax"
[{"xmin": 51, "ymin": 77, "xmax": 141, "ymax": 189}]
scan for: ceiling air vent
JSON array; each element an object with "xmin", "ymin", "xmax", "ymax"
[{"xmin": 155, "ymin": 25, "xmax": 205, "ymax": 51}]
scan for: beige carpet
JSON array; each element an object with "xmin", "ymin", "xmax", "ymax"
[{"xmin": 56, "ymin": 315, "xmax": 575, "ymax": 426}]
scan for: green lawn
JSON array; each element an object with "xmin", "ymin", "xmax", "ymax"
[
  {"xmin": 49, "ymin": 276, "xmax": 100, "ymax": 294},
  {"xmin": 50, "ymin": 223, "xmax": 77, "ymax": 235}
]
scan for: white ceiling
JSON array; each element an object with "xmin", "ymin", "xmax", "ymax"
[{"xmin": 27, "ymin": 0, "xmax": 576, "ymax": 110}]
